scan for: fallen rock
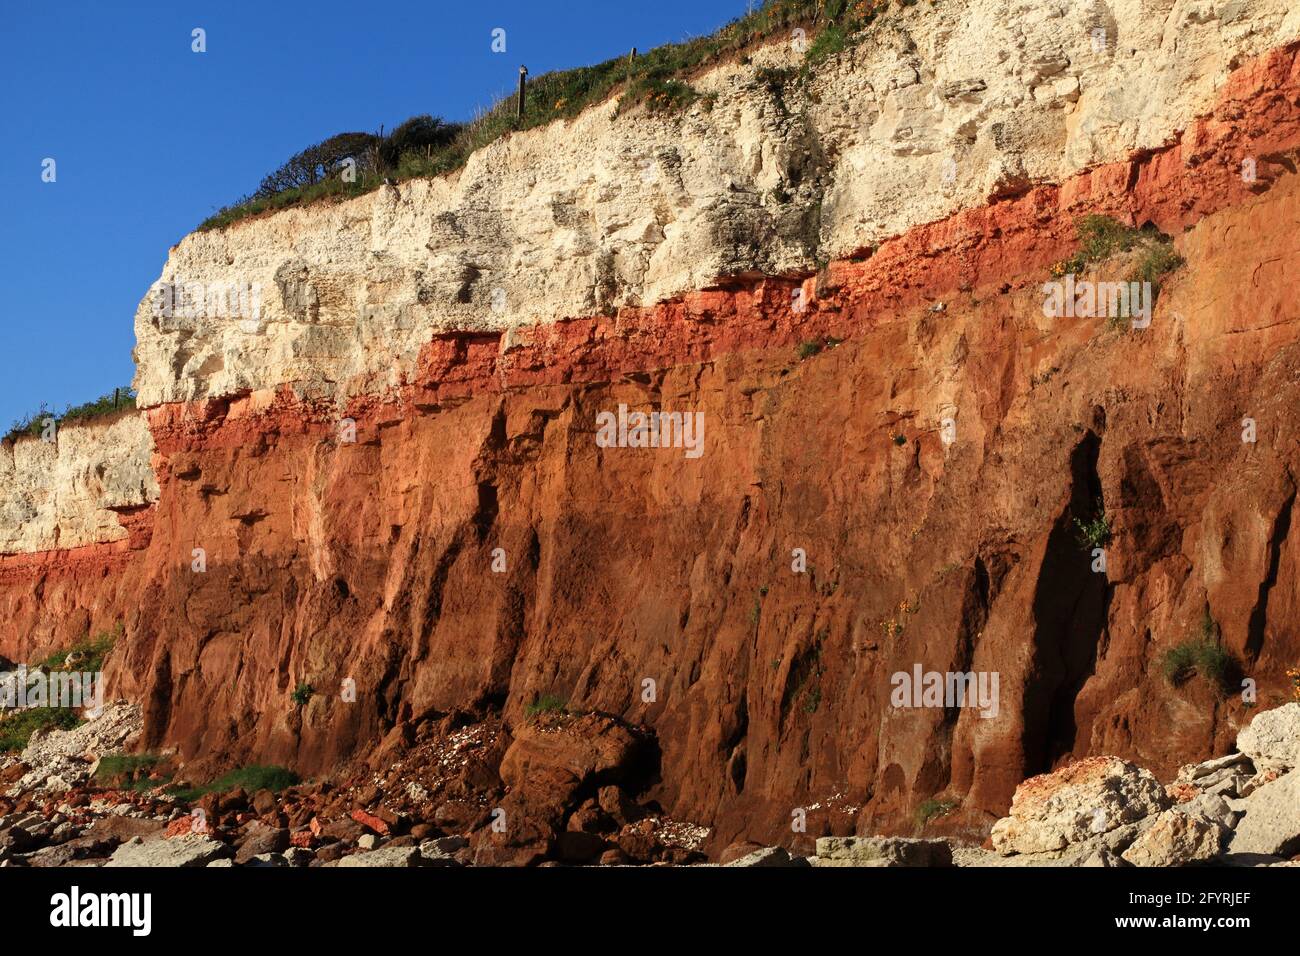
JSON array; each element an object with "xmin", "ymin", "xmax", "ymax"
[
  {"xmin": 234, "ymin": 823, "xmax": 289, "ymax": 864},
  {"xmin": 813, "ymin": 836, "xmax": 952, "ymax": 867},
  {"xmin": 1176, "ymin": 752, "xmax": 1254, "ymax": 783},
  {"xmin": 106, "ymin": 833, "xmax": 230, "ymax": 867},
  {"xmin": 1229, "ymin": 769, "xmax": 1300, "ymax": 856},
  {"xmin": 349, "ymin": 808, "xmax": 390, "ymax": 836},
  {"xmin": 1236, "ymin": 703, "xmax": 1300, "ymax": 772},
  {"xmin": 336, "ymin": 845, "xmax": 420, "ymax": 867},
  {"xmin": 1121, "ymin": 808, "xmax": 1228, "ymax": 866},
  {"xmin": 718, "ymin": 841, "xmax": 766, "ymax": 865},
  {"xmin": 992, "ymin": 757, "xmax": 1170, "ymax": 855},
  {"xmin": 16, "ymin": 702, "xmax": 143, "ymax": 793},
  {"xmin": 724, "ymin": 846, "xmax": 809, "ymax": 867}
]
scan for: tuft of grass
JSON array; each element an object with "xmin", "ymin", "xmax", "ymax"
[
  {"xmin": 525, "ymin": 693, "xmax": 568, "ymax": 718},
  {"xmin": 1159, "ymin": 613, "xmax": 1234, "ymax": 692},
  {"xmin": 167, "ymin": 765, "xmax": 300, "ymax": 802},
  {"xmin": 1130, "ymin": 242, "xmax": 1185, "ymax": 291},
  {"xmin": 291, "ymin": 682, "xmax": 314, "ymax": 707},
  {"xmin": 1160, "ymin": 640, "xmax": 1233, "ymax": 689}
]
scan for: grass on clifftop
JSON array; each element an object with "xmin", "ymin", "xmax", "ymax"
[
  {"xmin": 199, "ymin": 0, "xmax": 909, "ymax": 232},
  {"xmin": 4, "ymin": 387, "xmax": 136, "ymax": 446}
]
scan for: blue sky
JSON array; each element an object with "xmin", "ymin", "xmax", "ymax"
[{"xmin": 0, "ymin": 0, "xmax": 749, "ymax": 429}]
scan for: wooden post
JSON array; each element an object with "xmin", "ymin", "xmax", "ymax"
[
  {"xmin": 516, "ymin": 65, "xmax": 528, "ymax": 120},
  {"xmin": 113, "ymin": 387, "xmax": 119, "ymax": 410}
]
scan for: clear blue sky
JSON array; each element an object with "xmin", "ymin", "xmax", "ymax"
[{"xmin": 0, "ymin": 0, "xmax": 749, "ymax": 429}]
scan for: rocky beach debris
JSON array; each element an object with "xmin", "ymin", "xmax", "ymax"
[{"xmin": 1, "ymin": 700, "xmax": 1297, "ymax": 868}]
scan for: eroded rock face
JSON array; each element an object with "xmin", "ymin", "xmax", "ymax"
[
  {"xmin": 105, "ymin": 833, "xmax": 229, "ymax": 868},
  {"xmin": 129, "ymin": 1, "xmax": 1300, "ymax": 408},
  {"xmin": 0, "ymin": 415, "xmax": 156, "ymax": 555},
  {"xmin": 2, "ymin": 9, "xmax": 1300, "ymax": 853},
  {"xmin": 992, "ymin": 758, "xmax": 1170, "ymax": 855}
]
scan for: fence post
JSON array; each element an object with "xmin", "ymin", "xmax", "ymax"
[{"xmin": 517, "ymin": 65, "xmax": 528, "ymax": 120}]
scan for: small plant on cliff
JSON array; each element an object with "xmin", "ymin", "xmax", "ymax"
[
  {"xmin": 1160, "ymin": 639, "xmax": 1233, "ymax": 691},
  {"xmin": 1159, "ymin": 612, "xmax": 1235, "ymax": 692},
  {"xmin": 1051, "ymin": 215, "xmax": 1186, "ymax": 321},
  {"xmin": 525, "ymin": 693, "xmax": 568, "ymax": 718},
  {"xmin": 1054, "ymin": 215, "xmax": 1145, "ymax": 275},
  {"xmin": 916, "ymin": 797, "xmax": 958, "ymax": 826},
  {"xmin": 291, "ymin": 683, "xmax": 314, "ymax": 707},
  {"xmin": 1072, "ymin": 499, "xmax": 1111, "ymax": 550}
]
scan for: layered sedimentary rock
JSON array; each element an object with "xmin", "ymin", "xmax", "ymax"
[{"xmin": 4, "ymin": 2, "xmax": 1300, "ymax": 850}]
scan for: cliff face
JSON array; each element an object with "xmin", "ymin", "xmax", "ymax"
[{"xmin": 4, "ymin": 1, "xmax": 1300, "ymax": 847}]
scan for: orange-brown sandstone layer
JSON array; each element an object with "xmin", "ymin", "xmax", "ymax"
[{"xmin": 3, "ymin": 42, "xmax": 1300, "ymax": 848}]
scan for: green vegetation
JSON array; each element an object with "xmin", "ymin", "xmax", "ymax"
[
  {"xmin": 1160, "ymin": 611, "xmax": 1235, "ymax": 691},
  {"xmin": 94, "ymin": 753, "xmax": 168, "ymax": 792},
  {"xmin": 291, "ymin": 682, "xmax": 314, "ymax": 707},
  {"xmin": 1052, "ymin": 215, "xmax": 1186, "ymax": 327},
  {"xmin": 797, "ymin": 335, "xmax": 845, "ymax": 361},
  {"xmin": 4, "ymin": 388, "xmax": 136, "ymax": 445},
  {"xmin": 0, "ymin": 626, "xmax": 121, "ymax": 753},
  {"xmin": 916, "ymin": 797, "xmax": 958, "ymax": 826},
  {"xmin": 1160, "ymin": 639, "xmax": 1234, "ymax": 689},
  {"xmin": 167, "ymin": 765, "xmax": 300, "ymax": 802},
  {"xmin": 37, "ymin": 625, "xmax": 120, "ymax": 674},
  {"xmin": 1073, "ymin": 499, "xmax": 1112, "ymax": 550},
  {"xmin": 525, "ymin": 693, "xmax": 568, "ymax": 718},
  {"xmin": 1055, "ymin": 215, "xmax": 1149, "ymax": 274},
  {"xmin": 201, "ymin": 1, "xmax": 908, "ymax": 231},
  {"xmin": 1130, "ymin": 241, "xmax": 1186, "ymax": 290},
  {"xmin": 0, "ymin": 707, "xmax": 81, "ymax": 753}
]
